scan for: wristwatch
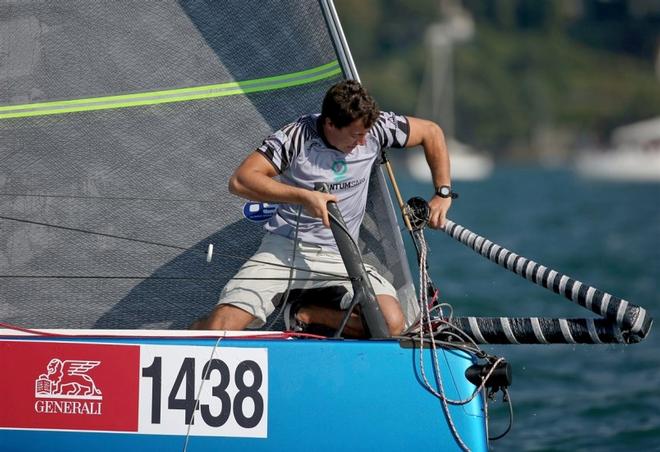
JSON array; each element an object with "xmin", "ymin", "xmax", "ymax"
[{"xmin": 435, "ymin": 185, "xmax": 458, "ymax": 199}]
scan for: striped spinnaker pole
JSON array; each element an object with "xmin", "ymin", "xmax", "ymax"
[{"xmin": 444, "ymin": 317, "xmax": 627, "ymax": 344}]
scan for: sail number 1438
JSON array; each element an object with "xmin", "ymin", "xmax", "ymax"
[{"xmin": 137, "ymin": 345, "xmax": 268, "ymax": 438}]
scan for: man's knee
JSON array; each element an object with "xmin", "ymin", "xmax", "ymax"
[
  {"xmin": 386, "ymin": 309, "xmax": 405, "ymax": 336},
  {"xmin": 376, "ymin": 294, "xmax": 405, "ymax": 336},
  {"xmin": 192, "ymin": 304, "xmax": 256, "ymax": 330}
]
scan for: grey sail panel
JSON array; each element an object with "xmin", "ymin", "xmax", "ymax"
[
  {"xmin": 362, "ymin": 168, "xmax": 418, "ymax": 324},
  {"xmin": 1, "ymin": 89, "xmax": 340, "ymax": 329},
  {"xmin": 0, "ymin": 1, "xmax": 338, "ymax": 105},
  {"xmin": 0, "ymin": 0, "xmax": 417, "ymax": 329}
]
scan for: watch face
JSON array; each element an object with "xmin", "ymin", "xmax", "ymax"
[{"xmin": 439, "ymin": 186, "xmax": 450, "ymax": 196}]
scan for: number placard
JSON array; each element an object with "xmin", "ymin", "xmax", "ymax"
[{"xmin": 139, "ymin": 345, "xmax": 268, "ymax": 437}]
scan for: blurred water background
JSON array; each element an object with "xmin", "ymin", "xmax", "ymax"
[{"xmin": 396, "ymin": 165, "xmax": 659, "ymax": 451}]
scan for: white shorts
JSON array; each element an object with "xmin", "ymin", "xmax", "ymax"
[{"xmin": 217, "ymin": 232, "xmax": 398, "ymax": 328}]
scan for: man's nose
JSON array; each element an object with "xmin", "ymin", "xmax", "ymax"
[{"xmin": 357, "ymin": 136, "xmax": 367, "ymax": 145}]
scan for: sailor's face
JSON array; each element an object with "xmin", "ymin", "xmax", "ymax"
[{"xmin": 327, "ymin": 118, "xmax": 369, "ymax": 153}]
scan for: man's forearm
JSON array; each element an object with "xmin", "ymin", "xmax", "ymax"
[
  {"xmin": 227, "ymin": 152, "xmax": 337, "ymax": 226},
  {"xmin": 229, "ymin": 170, "xmax": 309, "ymax": 205},
  {"xmin": 422, "ymin": 122, "xmax": 451, "ymax": 190},
  {"xmin": 404, "ymin": 116, "xmax": 453, "ymax": 228},
  {"xmin": 405, "ymin": 117, "xmax": 451, "ymax": 190}
]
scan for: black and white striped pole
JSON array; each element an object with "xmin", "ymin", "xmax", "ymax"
[{"xmin": 446, "ymin": 317, "xmax": 629, "ymax": 345}]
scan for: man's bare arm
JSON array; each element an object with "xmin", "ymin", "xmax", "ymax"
[
  {"xmin": 404, "ymin": 116, "xmax": 452, "ymax": 228},
  {"xmin": 228, "ymin": 152, "xmax": 337, "ymax": 227}
]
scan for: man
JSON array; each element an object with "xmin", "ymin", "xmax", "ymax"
[{"xmin": 192, "ymin": 80, "xmax": 453, "ymax": 336}]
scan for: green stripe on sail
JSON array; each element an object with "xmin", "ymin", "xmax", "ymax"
[{"xmin": 0, "ymin": 61, "xmax": 342, "ymax": 120}]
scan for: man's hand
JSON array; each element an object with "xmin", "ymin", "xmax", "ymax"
[
  {"xmin": 301, "ymin": 190, "xmax": 338, "ymax": 227},
  {"xmin": 428, "ymin": 195, "xmax": 452, "ymax": 229}
]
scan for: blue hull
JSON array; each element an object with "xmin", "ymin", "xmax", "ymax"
[{"xmin": 1, "ymin": 335, "xmax": 487, "ymax": 451}]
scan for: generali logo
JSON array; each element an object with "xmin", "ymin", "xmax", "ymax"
[{"xmin": 34, "ymin": 359, "xmax": 103, "ymax": 415}]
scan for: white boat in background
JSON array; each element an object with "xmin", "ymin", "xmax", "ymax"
[
  {"xmin": 407, "ymin": 139, "xmax": 494, "ymax": 182},
  {"xmin": 575, "ymin": 117, "xmax": 660, "ymax": 182},
  {"xmin": 410, "ymin": 13, "xmax": 493, "ymax": 183},
  {"xmin": 575, "ymin": 148, "xmax": 660, "ymax": 182}
]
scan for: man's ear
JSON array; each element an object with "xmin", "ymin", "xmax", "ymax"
[{"xmin": 324, "ymin": 117, "xmax": 336, "ymax": 130}]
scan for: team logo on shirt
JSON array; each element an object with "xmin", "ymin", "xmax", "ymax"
[
  {"xmin": 327, "ymin": 177, "xmax": 366, "ymax": 192},
  {"xmin": 331, "ymin": 158, "xmax": 348, "ymax": 181}
]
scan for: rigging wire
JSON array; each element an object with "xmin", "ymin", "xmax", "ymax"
[
  {"xmin": 0, "ymin": 214, "xmax": 350, "ymax": 280},
  {"xmin": 184, "ymin": 333, "xmax": 225, "ymax": 452},
  {"xmin": 0, "ymin": 275, "xmax": 349, "ymax": 282},
  {"xmin": 0, "ymin": 192, "xmax": 213, "ymax": 203},
  {"xmin": 266, "ymin": 206, "xmax": 303, "ymax": 331}
]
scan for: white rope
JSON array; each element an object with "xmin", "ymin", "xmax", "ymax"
[
  {"xmin": 414, "ymin": 233, "xmax": 504, "ymax": 452},
  {"xmin": 415, "ymin": 234, "xmax": 472, "ymax": 452},
  {"xmin": 265, "ymin": 206, "xmax": 303, "ymax": 331},
  {"xmin": 183, "ymin": 333, "xmax": 226, "ymax": 452}
]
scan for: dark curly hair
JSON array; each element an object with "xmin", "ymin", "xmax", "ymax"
[{"xmin": 321, "ymin": 80, "xmax": 380, "ymax": 129}]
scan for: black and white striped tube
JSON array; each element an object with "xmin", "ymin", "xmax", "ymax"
[
  {"xmin": 443, "ymin": 220, "xmax": 652, "ymax": 342},
  {"xmin": 446, "ymin": 317, "xmax": 634, "ymax": 344}
]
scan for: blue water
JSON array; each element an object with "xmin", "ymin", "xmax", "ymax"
[{"xmin": 397, "ymin": 165, "xmax": 660, "ymax": 451}]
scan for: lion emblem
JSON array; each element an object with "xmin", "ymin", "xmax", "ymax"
[{"xmin": 35, "ymin": 359, "xmax": 102, "ymax": 399}]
